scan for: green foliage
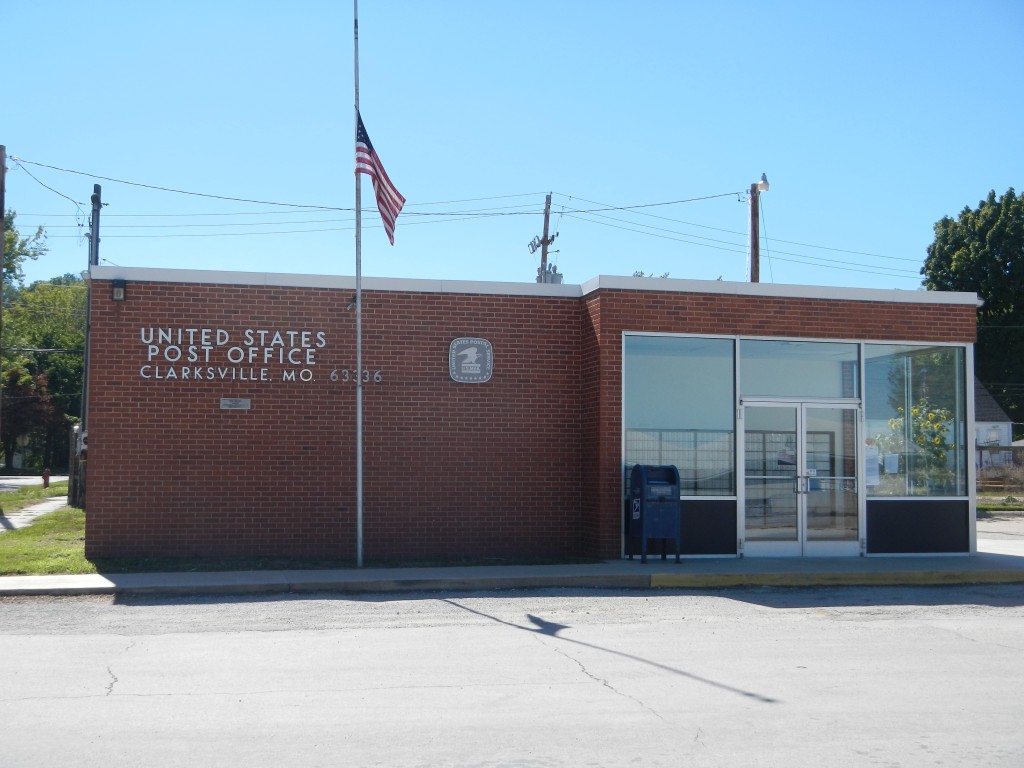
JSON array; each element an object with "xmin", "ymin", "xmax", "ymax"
[
  {"xmin": 5, "ymin": 276, "xmax": 86, "ymax": 417},
  {"xmin": 3, "ymin": 210, "xmax": 48, "ymax": 289},
  {"xmin": 875, "ymin": 399, "xmax": 954, "ymax": 466},
  {"xmin": 1, "ymin": 213, "xmax": 84, "ymax": 470},
  {"xmin": 0, "ymin": 366, "xmax": 57, "ymax": 470},
  {"xmin": 922, "ymin": 188, "xmax": 1024, "ymax": 435}
]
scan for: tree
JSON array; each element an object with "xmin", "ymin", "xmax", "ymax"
[
  {"xmin": 922, "ymin": 188, "xmax": 1024, "ymax": 436},
  {"xmin": 3, "ymin": 210, "xmax": 48, "ymax": 291},
  {"xmin": 2, "ymin": 275, "xmax": 86, "ymax": 469},
  {"xmin": 2, "ymin": 213, "xmax": 81, "ymax": 469},
  {"xmin": 0, "ymin": 367, "xmax": 56, "ymax": 470}
]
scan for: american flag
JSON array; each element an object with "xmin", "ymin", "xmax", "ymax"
[{"xmin": 355, "ymin": 112, "xmax": 405, "ymax": 245}]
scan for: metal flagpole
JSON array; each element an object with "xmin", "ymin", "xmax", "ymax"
[{"xmin": 353, "ymin": 0, "xmax": 364, "ymax": 567}]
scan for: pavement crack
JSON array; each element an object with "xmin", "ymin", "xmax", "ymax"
[
  {"xmin": 105, "ymin": 666, "xmax": 118, "ymax": 696},
  {"xmin": 542, "ymin": 638, "xmax": 667, "ymax": 722}
]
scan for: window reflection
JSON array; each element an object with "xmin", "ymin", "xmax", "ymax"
[
  {"xmin": 740, "ymin": 340, "xmax": 860, "ymax": 399},
  {"xmin": 865, "ymin": 345, "xmax": 966, "ymax": 497},
  {"xmin": 624, "ymin": 336, "xmax": 735, "ymax": 496}
]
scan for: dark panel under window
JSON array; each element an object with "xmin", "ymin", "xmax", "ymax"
[{"xmin": 866, "ymin": 500, "xmax": 970, "ymax": 553}]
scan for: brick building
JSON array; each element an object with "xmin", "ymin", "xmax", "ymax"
[{"xmin": 84, "ymin": 267, "xmax": 980, "ymax": 564}]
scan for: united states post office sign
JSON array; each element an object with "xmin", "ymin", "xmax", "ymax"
[{"xmin": 449, "ymin": 338, "xmax": 493, "ymax": 383}]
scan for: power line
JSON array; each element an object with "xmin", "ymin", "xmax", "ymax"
[
  {"xmin": 13, "ymin": 157, "xmax": 741, "ymax": 218},
  {"xmin": 13, "ymin": 163, "xmax": 86, "ymax": 210},
  {"xmin": 760, "ymin": 196, "xmax": 775, "ymax": 282},
  {"xmin": 1, "ymin": 347, "xmax": 83, "ymax": 354},
  {"xmin": 552, "ymin": 191, "xmax": 920, "ymax": 264},
  {"xmin": 13, "ymin": 157, "xmax": 348, "ymax": 211},
  {"xmin": 11, "ymin": 156, "xmax": 927, "ymax": 279},
  {"xmin": 41, "ymin": 212, "xmax": 526, "ymax": 239},
  {"xmin": 561, "ymin": 210, "xmax": 920, "ymax": 279}
]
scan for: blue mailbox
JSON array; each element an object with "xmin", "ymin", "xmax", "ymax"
[{"xmin": 627, "ymin": 465, "xmax": 681, "ymax": 563}]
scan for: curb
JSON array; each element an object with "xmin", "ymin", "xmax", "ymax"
[
  {"xmin": 4, "ymin": 568, "xmax": 1024, "ymax": 597},
  {"xmin": 649, "ymin": 570, "xmax": 1024, "ymax": 589}
]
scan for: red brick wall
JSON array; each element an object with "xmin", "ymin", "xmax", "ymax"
[
  {"xmin": 85, "ymin": 278, "xmax": 976, "ymax": 563},
  {"xmin": 86, "ymin": 281, "xmax": 584, "ymax": 563},
  {"xmin": 585, "ymin": 288, "xmax": 977, "ymax": 559}
]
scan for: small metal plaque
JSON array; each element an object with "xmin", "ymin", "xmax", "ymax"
[
  {"xmin": 220, "ymin": 398, "xmax": 251, "ymax": 410},
  {"xmin": 449, "ymin": 338, "xmax": 493, "ymax": 383}
]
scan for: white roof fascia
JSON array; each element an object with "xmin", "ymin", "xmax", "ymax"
[
  {"xmin": 88, "ymin": 265, "xmax": 582, "ymax": 298},
  {"xmin": 579, "ymin": 275, "xmax": 979, "ymax": 306},
  {"xmin": 88, "ymin": 266, "xmax": 978, "ymax": 306}
]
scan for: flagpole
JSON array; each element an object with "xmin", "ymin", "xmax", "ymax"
[{"xmin": 353, "ymin": 0, "xmax": 364, "ymax": 568}]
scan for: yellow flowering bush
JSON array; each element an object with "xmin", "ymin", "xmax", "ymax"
[{"xmin": 876, "ymin": 399, "xmax": 955, "ymax": 486}]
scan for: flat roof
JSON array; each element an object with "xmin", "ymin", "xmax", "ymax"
[{"xmin": 89, "ymin": 265, "xmax": 981, "ymax": 306}]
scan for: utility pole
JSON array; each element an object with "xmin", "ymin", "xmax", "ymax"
[
  {"xmin": 88, "ymin": 184, "xmax": 101, "ymax": 266},
  {"xmin": 749, "ymin": 173, "xmax": 769, "ymax": 283},
  {"xmin": 529, "ymin": 192, "xmax": 561, "ymax": 283},
  {"xmin": 75, "ymin": 184, "xmax": 102, "ymax": 508},
  {"xmin": 81, "ymin": 184, "xmax": 102, "ymax": 434}
]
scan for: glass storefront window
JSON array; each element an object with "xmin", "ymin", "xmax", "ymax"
[
  {"xmin": 740, "ymin": 340, "xmax": 860, "ymax": 399},
  {"xmin": 864, "ymin": 344, "xmax": 967, "ymax": 497},
  {"xmin": 624, "ymin": 335, "xmax": 735, "ymax": 496}
]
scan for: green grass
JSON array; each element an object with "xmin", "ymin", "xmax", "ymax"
[
  {"xmin": 0, "ymin": 480, "xmax": 70, "ymax": 515},
  {"xmin": 0, "ymin": 505, "xmax": 95, "ymax": 575},
  {"xmin": 978, "ymin": 495, "xmax": 1024, "ymax": 515},
  {"xmin": 0, "ymin": 481, "xmax": 93, "ymax": 575},
  {"xmin": 0, "ymin": 500, "xmax": 595, "ymax": 575},
  {"xmin": 0, "ymin": 504, "xmax": 359, "ymax": 575}
]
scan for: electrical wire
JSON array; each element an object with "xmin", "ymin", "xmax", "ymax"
[
  {"xmin": 760, "ymin": 195, "xmax": 775, "ymax": 282},
  {"xmin": 552, "ymin": 191, "xmax": 920, "ymax": 264},
  {"xmin": 13, "ymin": 157, "xmax": 348, "ymax": 211},
  {"xmin": 12, "ymin": 162, "xmax": 86, "ymax": 210},
  {"xmin": 1, "ymin": 347, "xmax": 83, "ymax": 354},
  {"xmin": 561, "ymin": 209, "xmax": 920, "ymax": 278},
  {"xmin": 11, "ymin": 156, "xmax": 927, "ymax": 280}
]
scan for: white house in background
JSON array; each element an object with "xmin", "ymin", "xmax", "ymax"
[{"xmin": 975, "ymin": 377, "xmax": 1013, "ymax": 466}]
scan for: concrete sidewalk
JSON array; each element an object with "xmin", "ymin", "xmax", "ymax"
[
  {"xmin": 2, "ymin": 498, "xmax": 1023, "ymax": 596},
  {"xmin": 2, "ymin": 545, "xmax": 1023, "ymax": 596},
  {"xmin": 0, "ymin": 473, "xmax": 71, "ymax": 534},
  {"xmin": 0, "ymin": 496, "xmax": 70, "ymax": 533}
]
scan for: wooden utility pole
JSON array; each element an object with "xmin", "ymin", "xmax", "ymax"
[
  {"xmin": 749, "ymin": 173, "xmax": 768, "ymax": 283},
  {"xmin": 88, "ymin": 184, "xmax": 101, "ymax": 265},
  {"xmin": 531, "ymin": 192, "xmax": 559, "ymax": 283},
  {"xmin": 81, "ymin": 184, "xmax": 102, "ymax": 437},
  {"xmin": 540, "ymin": 192, "xmax": 552, "ymax": 278},
  {"xmin": 749, "ymin": 181, "xmax": 760, "ymax": 283},
  {"xmin": 74, "ymin": 184, "xmax": 102, "ymax": 509}
]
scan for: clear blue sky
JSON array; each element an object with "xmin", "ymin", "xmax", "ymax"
[{"xmin": 6, "ymin": 1, "xmax": 1023, "ymax": 291}]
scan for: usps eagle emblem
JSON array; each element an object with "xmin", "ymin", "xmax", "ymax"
[{"xmin": 449, "ymin": 338, "xmax": 493, "ymax": 383}]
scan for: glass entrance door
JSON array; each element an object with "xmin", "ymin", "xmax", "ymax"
[{"xmin": 743, "ymin": 403, "xmax": 860, "ymax": 556}]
